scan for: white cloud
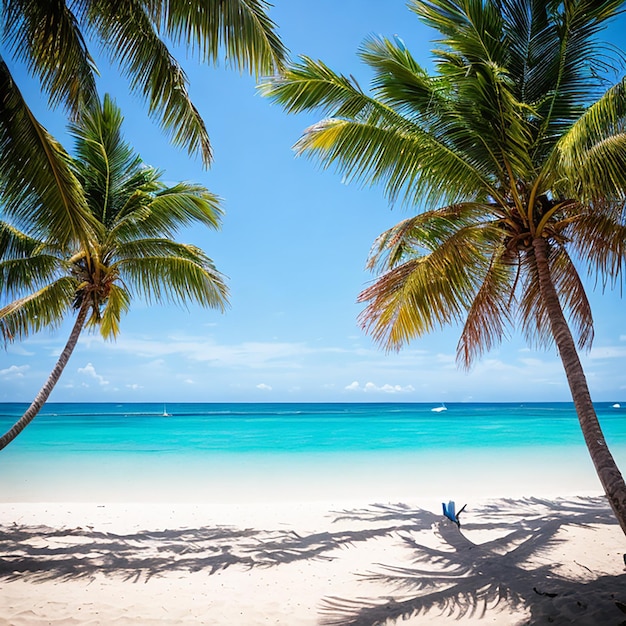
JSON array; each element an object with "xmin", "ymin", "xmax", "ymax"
[
  {"xmin": 125, "ymin": 383, "xmax": 142, "ymax": 390},
  {"xmin": 0, "ymin": 364, "xmax": 29, "ymax": 379},
  {"xmin": 346, "ymin": 381, "xmax": 415, "ymax": 393},
  {"xmin": 256, "ymin": 383, "xmax": 272, "ymax": 391},
  {"xmin": 77, "ymin": 362, "xmax": 109, "ymax": 386}
]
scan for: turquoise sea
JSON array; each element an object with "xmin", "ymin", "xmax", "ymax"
[{"xmin": 1, "ymin": 402, "xmax": 625, "ymax": 502}]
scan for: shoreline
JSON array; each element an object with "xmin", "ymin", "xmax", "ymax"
[
  {"xmin": 1, "ymin": 494, "xmax": 625, "ymax": 625},
  {"xmin": 2, "ymin": 444, "xmax": 618, "ymax": 504}
]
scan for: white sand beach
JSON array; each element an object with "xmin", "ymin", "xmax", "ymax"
[{"xmin": 1, "ymin": 493, "xmax": 625, "ymax": 625}]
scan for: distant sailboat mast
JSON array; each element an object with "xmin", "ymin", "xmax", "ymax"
[
  {"xmin": 162, "ymin": 404, "xmax": 171, "ymax": 416},
  {"xmin": 431, "ymin": 403, "xmax": 447, "ymax": 413}
]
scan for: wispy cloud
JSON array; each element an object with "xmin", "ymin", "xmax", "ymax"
[
  {"xmin": 80, "ymin": 334, "xmax": 323, "ymax": 368},
  {"xmin": 589, "ymin": 346, "xmax": 626, "ymax": 359},
  {"xmin": 256, "ymin": 383, "xmax": 272, "ymax": 391},
  {"xmin": 0, "ymin": 364, "xmax": 29, "ymax": 379}
]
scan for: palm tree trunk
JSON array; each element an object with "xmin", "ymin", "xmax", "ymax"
[
  {"xmin": 0, "ymin": 301, "xmax": 90, "ymax": 450},
  {"xmin": 533, "ymin": 236, "xmax": 626, "ymax": 536}
]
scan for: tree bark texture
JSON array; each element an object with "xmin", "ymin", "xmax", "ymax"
[{"xmin": 533, "ymin": 236, "xmax": 626, "ymax": 537}]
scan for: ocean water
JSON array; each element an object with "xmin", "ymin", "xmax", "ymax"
[{"xmin": 1, "ymin": 402, "xmax": 625, "ymax": 503}]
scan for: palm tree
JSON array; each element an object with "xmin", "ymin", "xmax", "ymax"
[
  {"xmin": 0, "ymin": 94, "xmax": 229, "ymax": 449},
  {"xmin": 261, "ymin": 0, "xmax": 626, "ymax": 534},
  {"xmin": 1, "ymin": 0, "xmax": 287, "ymax": 168}
]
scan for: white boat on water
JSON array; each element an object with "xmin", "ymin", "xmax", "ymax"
[
  {"xmin": 612, "ymin": 403, "xmax": 621, "ymax": 409},
  {"xmin": 162, "ymin": 405, "xmax": 171, "ymax": 416},
  {"xmin": 431, "ymin": 403, "xmax": 447, "ymax": 413}
]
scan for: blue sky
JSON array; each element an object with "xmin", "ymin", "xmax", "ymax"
[{"xmin": 1, "ymin": 0, "xmax": 625, "ymax": 404}]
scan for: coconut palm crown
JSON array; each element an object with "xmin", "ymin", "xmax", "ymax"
[
  {"xmin": 261, "ymin": 0, "xmax": 626, "ymax": 533},
  {"xmin": 0, "ymin": 94, "xmax": 229, "ymax": 449}
]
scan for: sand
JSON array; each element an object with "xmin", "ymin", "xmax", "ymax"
[{"xmin": 1, "ymin": 494, "xmax": 625, "ymax": 625}]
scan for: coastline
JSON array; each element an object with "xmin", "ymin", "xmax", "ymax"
[{"xmin": 2, "ymin": 443, "xmax": 621, "ymax": 504}]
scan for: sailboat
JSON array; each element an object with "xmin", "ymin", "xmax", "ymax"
[
  {"xmin": 162, "ymin": 404, "xmax": 171, "ymax": 417},
  {"xmin": 431, "ymin": 403, "xmax": 447, "ymax": 413}
]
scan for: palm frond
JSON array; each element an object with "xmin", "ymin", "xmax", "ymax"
[
  {"xmin": 115, "ymin": 243, "xmax": 229, "ymax": 310},
  {"xmin": 87, "ymin": 0, "xmax": 212, "ymax": 166},
  {"xmin": 362, "ymin": 201, "xmax": 518, "ymax": 362},
  {"xmin": 296, "ymin": 117, "xmax": 499, "ymax": 208},
  {"xmin": 0, "ymin": 277, "xmax": 77, "ymax": 341},
  {"xmin": 70, "ymin": 94, "xmax": 146, "ymax": 225},
  {"xmin": 259, "ymin": 56, "xmax": 376, "ymax": 119},
  {"xmin": 531, "ymin": 0, "xmax": 625, "ymax": 152},
  {"xmin": 103, "ymin": 184, "xmax": 223, "ymax": 247},
  {"xmin": 262, "ymin": 45, "xmax": 532, "ymax": 206},
  {"xmin": 457, "ymin": 244, "xmax": 518, "ymax": 368},
  {"xmin": 359, "ymin": 35, "xmax": 436, "ymax": 121},
  {"xmin": 156, "ymin": 0, "xmax": 287, "ymax": 75},
  {"xmin": 0, "ymin": 252, "xmax": 66, "ymax": 301},
  {"xmin": 358, "ymin": 223, "xmax": 496, "ymax": 351},
  {"xmin": 359, "ymin": 36, "xmax": 512, "ymax": 184},
  {"xmin": 0, "ymin": 57, "xmax": 97, "ymax": 247},
  {"xmin": 365, "ymin": 203, "xmax": 495, "ymax": 272},
  {"xmin": 501, "ymin": 0, "xmax": 553, "ymax": 105},
  {"xmin": 410, "ymin": 0, "xmax": 507, "ymax": 67},
  {"xmin": 567, "ymin": 202, "xmax": 626, "ymax": 284},
  {"xmin": 552, "ymin": 77, "xmax": 626, "ymax": 201},
  {"xmin": 146, "ymin": 184, "xmax": 223, "ymax": 230},
  {"xmin": 2, "ymin": 0, "xmax": 98, "ymax": 115},
  {"xmin": 0, "ymin": 221, "xmax": 47, "ymax": 263},
  {"xmin": 111, "ymin": 237, "xmax": 209, "ymax": 262}
]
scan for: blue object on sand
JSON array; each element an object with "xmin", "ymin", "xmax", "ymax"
[{"xmin": 442, "ymin": 500, "xmax": 466, "ymax": 527}]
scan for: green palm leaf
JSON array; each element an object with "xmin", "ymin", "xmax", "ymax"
[
  {"xmin": 88, "ymin": 0, "xmax": 213, "ymax": 167},
  {"xmin": 359, "ymin": 36, "xmax": 511, "ymax": 183},
  {"xmin": 159, "ymin": 0, "xmax": 287, "ymax": 76},
  {"xmin": 0, "ymin": 57, "xmax": 97, "ymax": 247},
  {"xmin": 260, "ymin": 56, "xmax": 375, "ymax": 119},
  {"xmin": 297, "ymin": 117, "xmax": 499, "ymax": 208},
  {"xmin": 0, "ymin": 250, "xmax": 65, "ymax": 300},
  {"xmin": 2, "ymin": 0, "xmax": 98, "ymax": 114},
  {"xmin": 116, "ymin": 247, "xmax": 228, "ymax": 311},
  {"xmin": 0, "ymin": 276, "xmax": 77, "ymax": 341},
  {"xmin": 552, "ymin": 77, "xmax": 626, "ymax": 201},
  {"xmin": 0, "ymin": 222, "xmax": 48, "ymax": 266}
]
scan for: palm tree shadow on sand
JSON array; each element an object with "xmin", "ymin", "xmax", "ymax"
[
  {"xmin": 322, "ymin": 496, "xmax": 626, "ymax": 625},
  {"xmin": 0, "ymin": 507, "xmax": 436, "ymax": 583},
  {"xmin": 1, "ymin": 497, "xmax": 625, "ymax": 624}
]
